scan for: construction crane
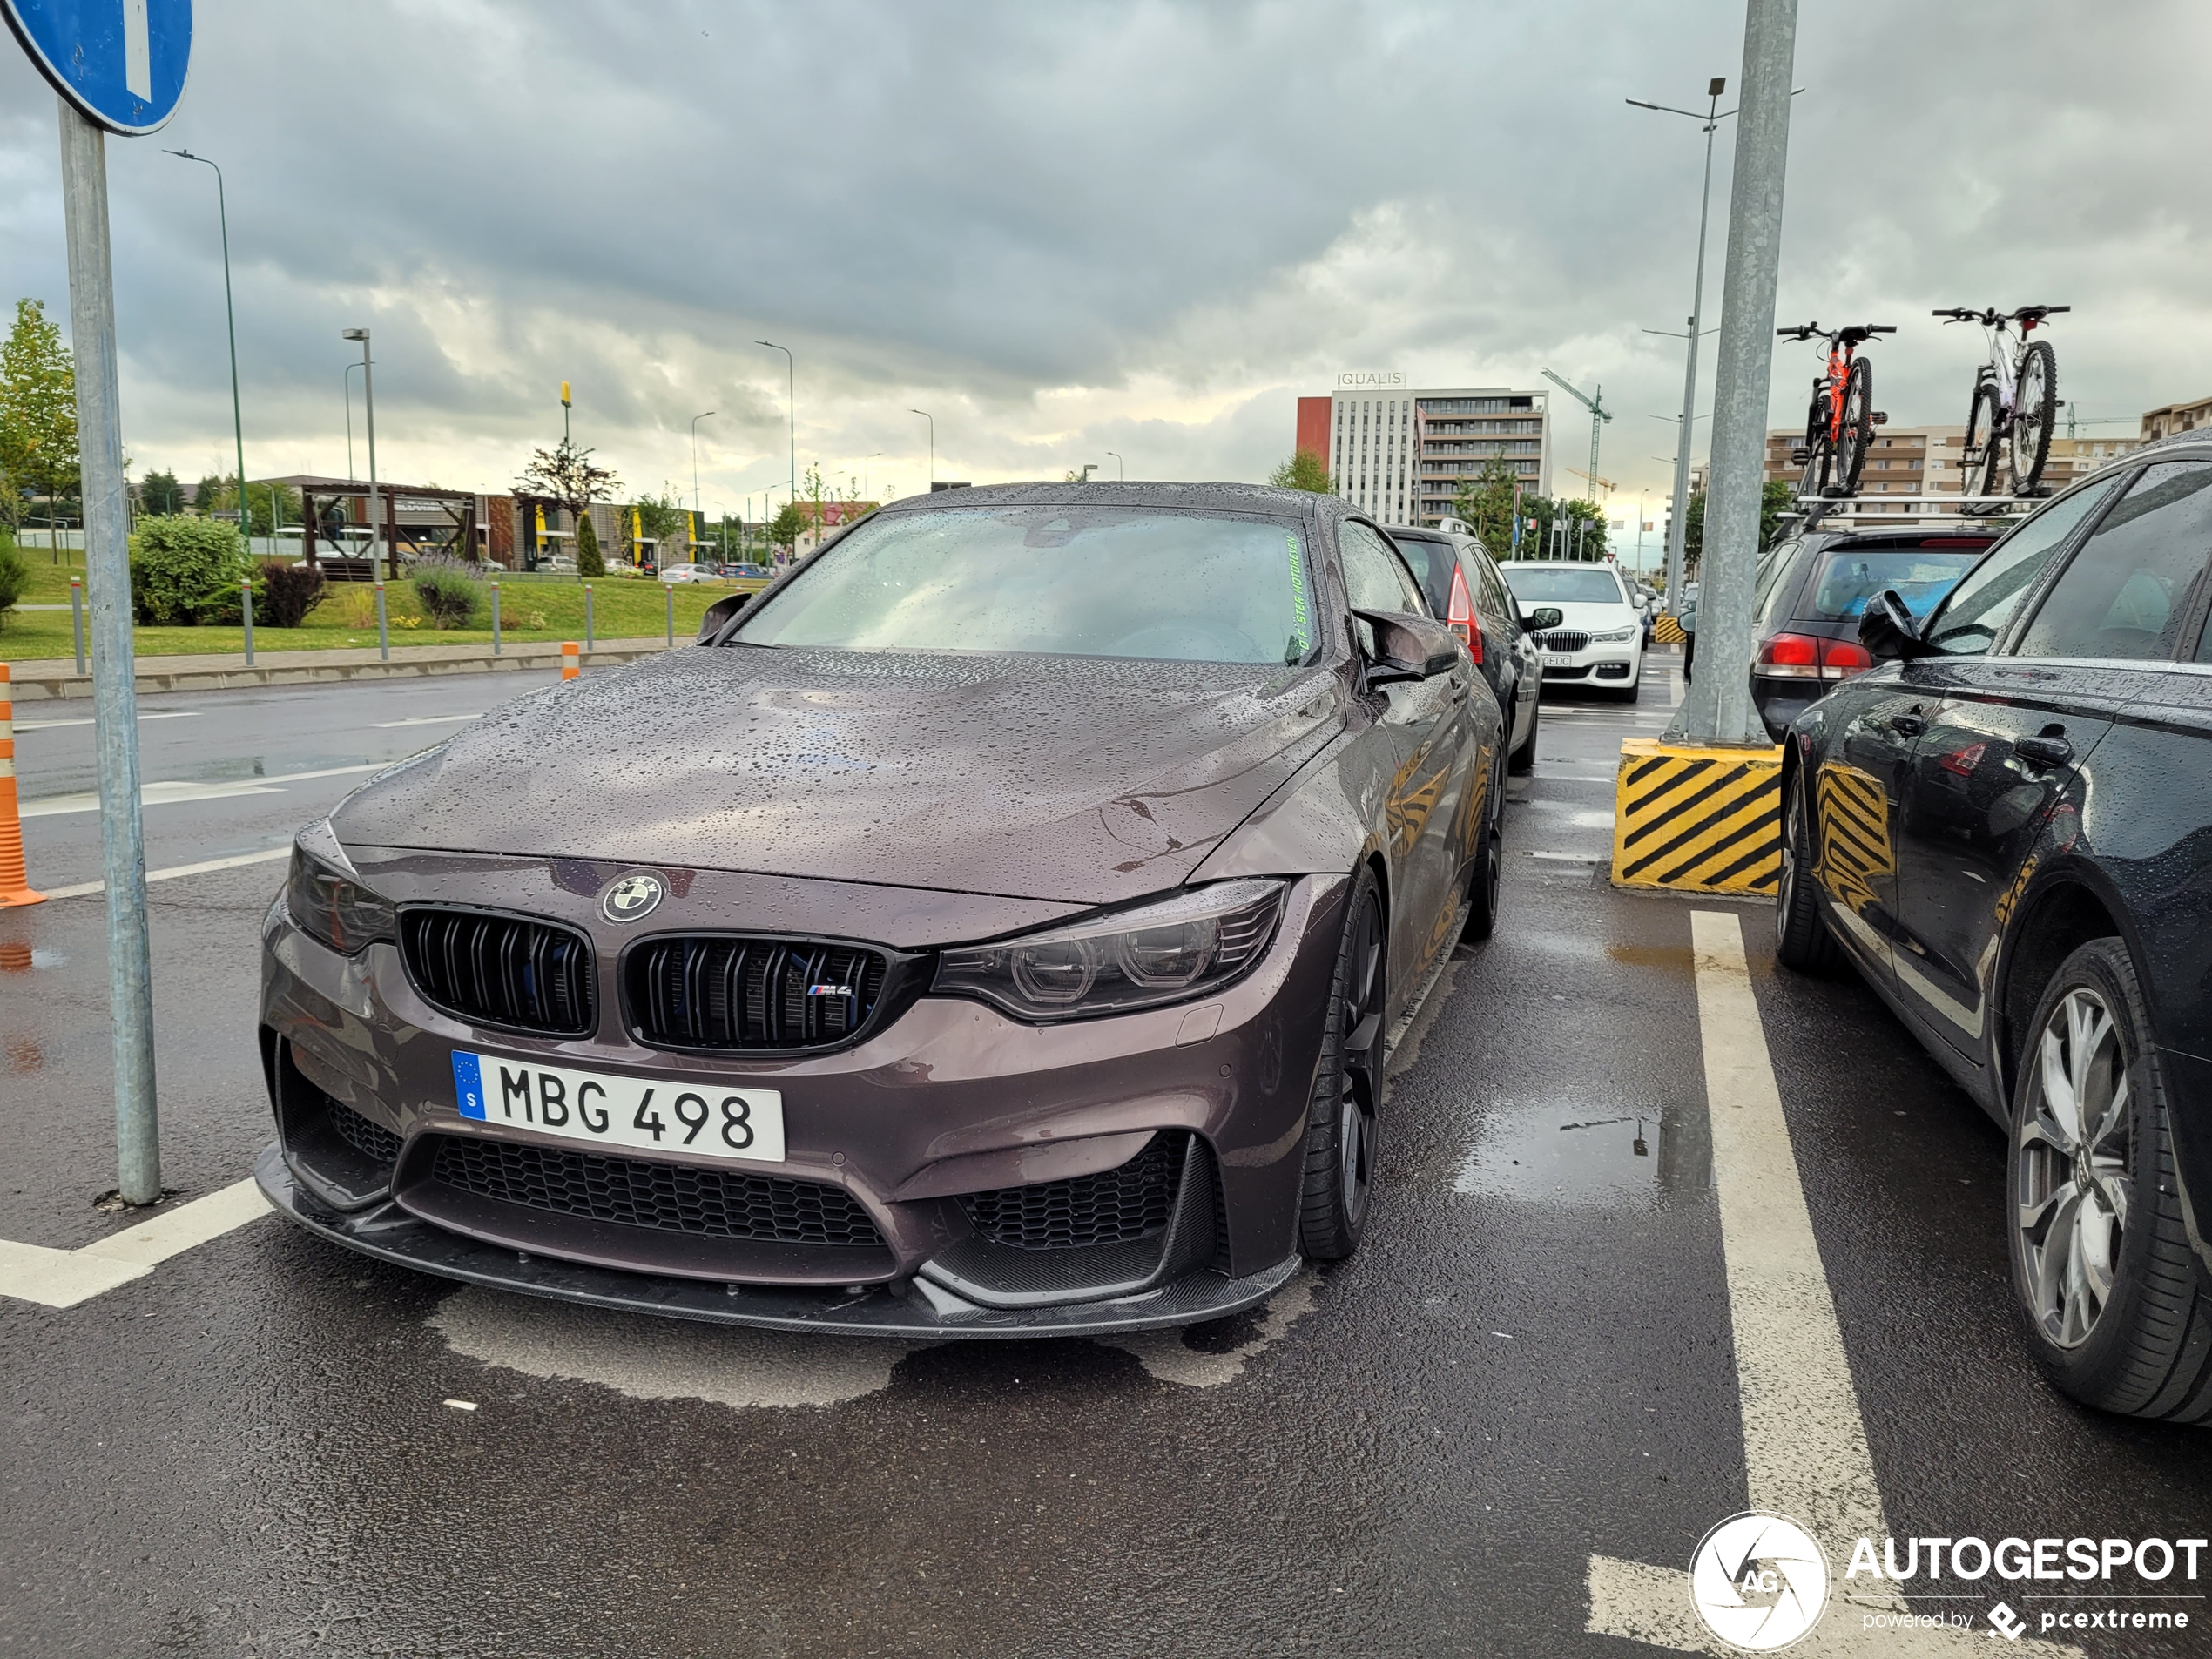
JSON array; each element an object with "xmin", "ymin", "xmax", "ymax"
[
  {"xmin": 1564, "ymin": 466, "xmax": 1617, "ymax": 498},
  {"xmin": 1541, "ymin": 369, "xmax": 1613, "ymax": 510}
]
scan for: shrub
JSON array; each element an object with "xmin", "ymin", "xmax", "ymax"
[
  {"xmin": 412, "ymin": 562, "xmax": 482, "ymax": 629},
  {"xmin": 0, "ymin": 535, "xmax": 25, "ymax": 626},
  {"xmin": 259, "ymin": 560, "xmax": 327, "ymax": 628},
  {"xmin": 130, "ymin": 514, "xmax": 253, "ymax": 624},
  {"xmin": 575, "ymin": 510, "xmax": 604, "ymax": 577}
]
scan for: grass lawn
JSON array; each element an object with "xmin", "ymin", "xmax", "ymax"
[{"xmin": 1, "ymin": 543, "xmax": 754, "ymax": 659}]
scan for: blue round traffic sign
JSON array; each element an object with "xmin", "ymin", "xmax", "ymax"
[{"xmin": 3, "ymin": 0, "xmax": 192, "ymax": 136}]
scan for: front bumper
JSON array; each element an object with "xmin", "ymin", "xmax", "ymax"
[
  {"xmin": 1539, "ymin": 641, "xmax": 1642, "ymax": 684},
  {"xmin": 260, "ymin": 856, "xmax": 1343, "ymax": 1334}
]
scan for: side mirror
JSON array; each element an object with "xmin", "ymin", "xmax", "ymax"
[
  {"xmin": 696, "ymin": 590, "xmax": 750, "ymax": 644},
  {"xmin": 1352, "ymin": 608, "xmax": 1462, "ymax": 685},
  {"xmin": 1857, "ymin": 589, "xmax": 1929, "ymax": 661},
  {"xmin": 1521, "ymin": 605, "xmax": 1564, "ymax": 632}
]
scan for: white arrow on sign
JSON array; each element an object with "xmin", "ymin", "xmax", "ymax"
[{"xmin": 124, "ymin": 0, "xmax": 151, "ymax": 98}]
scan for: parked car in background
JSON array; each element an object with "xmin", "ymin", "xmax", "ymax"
[
  {"xmin": 1748, "ymin": 523, "xmax": 2000, "ymax": 738},
  {"xmin": 718, "ymin": 562, "xmax": 773, "ymax": 579},
  {"xmin": 1386, "ymin": 522, "xmax": 1549, "ymax": 772},
  {"xmin": 1497, "ymin": 560, "xmax": 1647, "ymax": 700},
  {"xmin": 657, "ymin": 563, "xmax": 723, "ymax": 584},
  {"xmin": 1773, "ymin": 448, "xmax": 2212, "ymax": 1420}
]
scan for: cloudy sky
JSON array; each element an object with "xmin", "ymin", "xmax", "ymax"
[{"xmin": 1, "ymin": 0, "xmax": 2205, "ymax": 523}]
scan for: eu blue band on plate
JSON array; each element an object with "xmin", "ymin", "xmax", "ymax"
[{"xmin": 451, "ymin": 1050, "xmax": 486, "ymax": 1120}]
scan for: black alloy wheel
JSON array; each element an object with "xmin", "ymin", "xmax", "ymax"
[
  {"xmin": 1464, "ymin": 755, "xmax": 1505, "ymax": 942},
  {"xmin": 1965, "ymin": 381, "xmax": 2006, "ymax": 498},
  {"xmin": 2010, "ymin": 340, "xmax": 2059, "ymax": 494},
  {"xmin": 1773, "ymin": 778, "xmax": 1839, "ymax": 974},
  {"xmin": 1507, "ymin": 689, "xmax": 1539, "ymax": 774},
  {"xmin": 2007, "ymin": 939, "xmax": 2212, "ymax": 1420},
  {"xmin": 1300, "ymin": 869, "xmax": 1386, "ymax": 1260},
  {"xmin": 1837, "ymin": 358, "xmax": 1875, "ymax": 494}
]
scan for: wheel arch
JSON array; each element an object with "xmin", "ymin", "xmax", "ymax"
[{"xmin": 1993, "ymin": 870, "xmax": 2144, "ymax": 1106}]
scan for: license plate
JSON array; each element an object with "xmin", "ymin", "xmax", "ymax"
[
  {"xmin": 1544, "ymin": 655, "xmax": 1578, "ymax": 669},
  {"xmin": 450, "ymin": 1051, "xmax": 786, "ymax": 1163}
]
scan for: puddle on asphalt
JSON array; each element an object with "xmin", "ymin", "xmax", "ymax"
[{"xmin": 1454, "ymin": 1099, "xmax": 1710, "ymax": 1204}]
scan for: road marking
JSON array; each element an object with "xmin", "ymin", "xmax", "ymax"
[
  {"xmin": 20, "ymin": 761, "xmax": 384, "ymax": 818},
  {"xmin": 14, "ymin": 711, "xmax": 199, "ymax": 732},
  {"xmin": 370, "ymin": 714, "xmax": 482, "ymax": 729},
  {"xmin": 0, "ymin": 1179, "xmax": 271, "ymax": 1309},
  {"xmin": 40, "ymin": 844, "xmax": 290, "ymax": 900},
  {"xmin": 1583, "ymin": 911, "xmax": 2081, "ymax": 1656}
]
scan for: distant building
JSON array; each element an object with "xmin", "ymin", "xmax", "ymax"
[
  {"xmin": 2141, "ymin": 395, "xmax": 2212, "ymax": 443},
  {"xmin": 1295, "ymin": 374, "xmax": 1553, "ymax": 526}
]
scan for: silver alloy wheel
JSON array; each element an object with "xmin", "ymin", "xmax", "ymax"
[
  {"xmin": 1775, "ymin": 795, "xmax": 1800, "ymax": 949},
  {"xmin": 2014, "ymin": 987, "xmax": 2133, "ymax": 1349}
]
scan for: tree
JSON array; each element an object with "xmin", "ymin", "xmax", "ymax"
[
  {"xmin": 1267, "ymin": 448, "xmax": 1333, "ymax": 493},
  {"xmin": 192, "ymin": 474, "xmax": 219, "ymax": 512},
  {"xmin": 768, "ymin": 502, "xmax": 806, "ymax": 556},
  {"xmin": 139, "ymin": 468, "xmax": 185, "ymax": 516},
  {"xmin": 0, "ymin": 533, "xmax": 25, "ymax": 625},
  {"xmin": 210, "ymin": 476, "xmax": 300, "ymax": 538},
  {"xmin": 631, "ymin": 488, "xmax": 688, "ymax": 562},
  {"xmin": 574, "ymin": 509, "xmax": 604, "ymax": 577},
  {"xmin": 1450, "ymin": 458, "xmax": 1524, "ymax": 553},
  {"xmin": 0, "ymin": 298, "xmax": 79, "ymax": 547},
  {"xmin": 1682, "ymin": 480, "xmax": 1794, "ymax": 573},
  {"xmin": 513, "ymin": 437, "xmax": 621, "ymax": 572}
]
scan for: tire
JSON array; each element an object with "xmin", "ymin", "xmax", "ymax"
[
  {"xmin": 1299, "ymin": 867, "xmax": 1386, "ymax": 1260},
  {"xmin": 1773, "ymin": 777, "xmax": 1840, "ymax": 974},
  {"xmin": 1463, "ymin": 759, "xmax": 1505, "ymax": 943},
  {"xmin": 2010, "ymin": 340, "xmax": 2059, "ymax": 495},
  {"xmin": 1837, "ymin": 359, "xmax": 1874, "ymax": 493},
  {"xmin": 1507, "ymin": 686, "xmax": 1539, "ymax": 774},
  {"xmin": 2006, "ymin": 938, "xmax": 2212, "ymax": 1420},
  {"xmin": 1965, "ymin": 380, "xmax": 2005, "ymax": 499}
]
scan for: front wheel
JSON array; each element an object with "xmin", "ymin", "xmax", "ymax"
[
  {"xmin": 1507, "ymin": 691, "xmax": 1539, "ymax": 774},
  {"xmin": 1964, "ymin": 381, "xmax": 2005, "ymax": 498},
  {"xmin": 1298, "ymin": 869, "xmax": 1386, "ymax": 1260},
  {"xmin": 1837, "ymin": 359, "xmax": 1875, "ymax": 493},
  {"xmin": 2010, "ymin": 340, "xmax": 2059, "ymax": 494},
  {"xmin": 1463, "ymin": 759, "xmax": 1505, "ymax": 942},
  {"xmin": 1773, "ymin": 778, "xmax": 1839, "ymax": 973},
  {"xmin": 2007, "ymin": 939, "xmax": 2212, "ymax": 1420}
]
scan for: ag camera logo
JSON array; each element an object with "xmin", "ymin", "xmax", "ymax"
[{"xmin": 1689, "ymin": 1511, "xmax": 1830, "ymax": 1651}]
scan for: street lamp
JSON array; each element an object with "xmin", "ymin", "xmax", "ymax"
[
  {"xmin": 690, "ymin": 409, "xmax": 715, "ymax": 516},
  {"xmin": 911, "ymin": 409, "xmax": 934, "ymax": 489},
  {"xmin": 165, "ymin": 148, "xmax": 248, "ymax": 545},
  {"xmin": 1106, "ymin": 450, "xmax": 1123, "ymax": 480},
  {"xmin": 756, "ymin": 341, "xmax": 795, "ymax": 506},
  {"xmin": 862, "ymin": 451, "xmax": 882, "ymax": 500},
  {"xmin": 344, "ymin": 361, "xmax": 361, "ymax": 481},
  {"xmin": 341, "ymin": 328, "xmax": 385, "ymax": 578}
]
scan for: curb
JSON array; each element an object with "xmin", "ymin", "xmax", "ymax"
[
  {"xmin": 1610, "ymin": 736, "xmax": 1784, "ymax": 895},
  {"xmin": 5, "ymin": 638, "xmax": 678, "ymax": 702}
]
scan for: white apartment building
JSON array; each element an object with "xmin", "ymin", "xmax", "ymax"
[{"xmin": 1316, "ymin": 374, "xmax": 1553, "ymax": 526}]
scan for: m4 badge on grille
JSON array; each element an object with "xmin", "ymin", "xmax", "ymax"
[
  {"xmin": 807, "ymin": 984, "xmax": 856, "ymax": 997},
  {"xmin": 602, "ymin": 873, "xmax": 664, "ymax": 923}
]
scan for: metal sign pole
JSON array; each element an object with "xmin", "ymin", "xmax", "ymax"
[{"xmin": 58, "ymin": 101, "xmax": 160, "ymax": 1204}]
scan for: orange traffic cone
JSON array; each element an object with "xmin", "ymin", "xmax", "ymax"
[
  {"xmin": 561, "ymin": 640, "xmax": 581, "ymax": 681},
  {"xmin": 0, "ymin": 665, "xmax": 46, "ymax": 907}
]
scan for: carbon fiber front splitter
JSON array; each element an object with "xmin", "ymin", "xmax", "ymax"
[{"xmin": 255, "ymin": 1142, "xmax": 1303, "ymax": 1339}]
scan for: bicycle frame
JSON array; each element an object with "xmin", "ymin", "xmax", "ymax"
[
  {"xmin": 1819, "ymin": 338, "xmax": 1851, "ymax": 441},
  {"xmin": 1981, "ymin": 319, "xmax": 2020, "ymax": 419}
]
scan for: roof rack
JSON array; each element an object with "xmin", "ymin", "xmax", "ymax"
[{"xmin": 1782, "ymin": 494, "xmax": 2042, "ymax": 535}]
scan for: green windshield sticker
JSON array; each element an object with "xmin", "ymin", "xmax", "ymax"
[{"xmin": 1285, "ymin": 531, "xmax": 1311, "ymax": 658}]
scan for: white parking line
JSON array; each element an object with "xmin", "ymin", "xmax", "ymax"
[
  {"xmin": 14, "ymin": 710, "xmax": 199, "ymax": 732},
  {"xmin": 1583, "ymin": 911, "xmax": 2082, "ymax": 1656},
  {"xmin": 20, "ymin": 761, "xmax": 385, "ymax": 818},
  {"xmin": 370, "ymin": 714, "xmax": 482, "ymax": 729},
  {"xmin": 0, "ymin": 1179, "xmax": 271, "ymax": 1309},
  {"xmin": 40, "ymin": 845, "xmax": 290, "ymax": 900}
]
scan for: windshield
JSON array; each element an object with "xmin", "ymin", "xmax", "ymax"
[
  {"xmin": 731, "ymin": 505, "xmax": 1316, "ymax": 664},
  {"xmin": 1808, "ymin": 544, "xmax": 1985, "ymax": 619},
  {"xmin": 1501, "ymin": 565, "xmax": 1625, "ymax": 605}
]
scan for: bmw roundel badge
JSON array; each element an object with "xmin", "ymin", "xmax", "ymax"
[{"xmin": 601, "ymin": 873, "xmax": 665, "ymax": 923}]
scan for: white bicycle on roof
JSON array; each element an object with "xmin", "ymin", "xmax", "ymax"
[{"xmin": 1932, "ymin": 304, "xmax": 2068, "ymax": 497}]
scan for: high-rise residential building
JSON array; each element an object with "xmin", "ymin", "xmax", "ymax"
[
  {"xmin": 1295, "ymin": 374, "xmax": 1552, "ymax": 526},
  {"xmin": 2141, "ymin": 395, "xmax": 2212, "ymax": 442},
  {"xmin": 1761, "ymin": 424, "xmax": 2144, "ymax": 516}
]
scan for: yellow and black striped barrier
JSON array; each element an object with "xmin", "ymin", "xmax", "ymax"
[
  {"xmin": 1611, "ymin": 737, "xmax": 1784, "ymax": 895},
  {"xmin": 1652, "ymin": 614, "xmax": 1686, "ymax": 645}
]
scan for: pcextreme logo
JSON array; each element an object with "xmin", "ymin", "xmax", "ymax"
[{"xmin": 1688, "ymin": 1511, "xmax": 1830, "ymax": 1651}]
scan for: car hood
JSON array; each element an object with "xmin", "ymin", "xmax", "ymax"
[
  {"xmin": 331, "ymin": 646, "xmax": 1344, "ymax": 907},
  {"xmin": 1534, "ymin": 602, "xmax": 1639, "ymax": 632}
]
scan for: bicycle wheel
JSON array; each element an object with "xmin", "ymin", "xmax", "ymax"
[
  {"xmin": 1797, "ymin": 432, "xmax": 1831, "ymax": 498},
  {"xmin": 1838, "ymin": 359, "xmax": 1875, "ymax": 494},
  {"xmin": 1964, "ymin": 381, "xmax": 2004, "ymax": 499},
  {"xmin": 2010, "ymin": 340, "xmax": 2059, "ymax": 494}
]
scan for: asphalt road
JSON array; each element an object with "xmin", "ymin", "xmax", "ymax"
[{"xmin": 3, "ymin": 660, "xmax": 2208, "ymax": 1658}]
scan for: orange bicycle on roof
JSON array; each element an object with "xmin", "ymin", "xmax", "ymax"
[{"xmin": 1779, "ymin": 321, "xmax": 1894, "ymax": 498}]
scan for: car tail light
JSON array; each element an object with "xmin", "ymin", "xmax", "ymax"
[
  {"xmin": 1446, "ymin": 564, "xmax": 1481, "ymax": 664},
  {"xmin": 1757, "ymin": 632, "xmax": 1874, "ymax": 683}
]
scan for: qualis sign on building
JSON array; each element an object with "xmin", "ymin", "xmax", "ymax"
[{"xmin": 1335, "ymin": 370, "xmax": 1406, "ymax": 390}]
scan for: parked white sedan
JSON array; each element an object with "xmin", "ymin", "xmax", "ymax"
[
  {"xmin": 1499, "ymin": 561, "xmax": 1646, "ymax": 700},
  {"xmin": 655, "ymin": 563, "xmax": 723, "ymax": 584}
]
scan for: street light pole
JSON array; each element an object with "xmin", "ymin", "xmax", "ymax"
[
  {"xmin": 911, "ymin": 409, "xmax": 934, "ymax": 489},
  {"xmin": 342, "ymin": 329, "xmax": 384, "ymax": 579},
  {"xmin": 1106, "ymin": 450, "xmax": 1123, "ymax": 480},
  {"xmin": 690, "ymin": 409, "xmax": 715, "ymax": 517},
  {"xmin": 165, "ymin": 148, "xmax": 249, "ymax": 546},
  {"xmin": 757, "ymin": 341, "xmax": 794, "ymax": 506},
  {"xmin": 344, "ymin": 361, "xmax": 361, "ymax": 481},
  {"xmin": 862, "ymin": 452, "xmax": 882, "ymax": 501}
]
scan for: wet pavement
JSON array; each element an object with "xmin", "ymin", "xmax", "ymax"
[{"xmin": 3, "ymin": 662, "xmax": 2209, "ymax": 1657}]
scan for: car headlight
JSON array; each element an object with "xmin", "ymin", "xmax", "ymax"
[
  {"xmin": 934, "ymin": 879, "xmax": 1287, "ymax": 1022},
  {"xmin": 287, "ymin": 823, "xmax": 396, "ymax": 955},
  {"xmin": 1589, "ymin": 625, "xmax": 1636, "ymax": 643}
]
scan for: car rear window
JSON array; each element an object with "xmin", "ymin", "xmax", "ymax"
[
  {"xmin": 1805, "ymin": 540, "xmax": 1988, "ymax": 620},
  {"xmin": 730, "ymin": 505, "xmax": 1317, "ymax": 665},
  {"xmin": 1501, "ymin": 565, "xmax": 1625, "ymax": 605},
  {"xmin": 1390, "ymin": 534, "xmax": 1458, "ymax": 616}
]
